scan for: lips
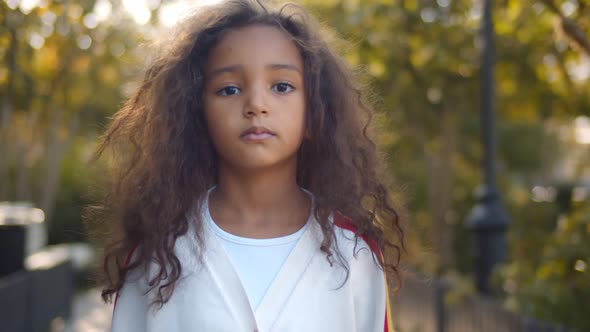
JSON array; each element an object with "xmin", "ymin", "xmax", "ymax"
[{"xmin": 240, "ymin": 126, "xmax": 276, "ymax": 141}]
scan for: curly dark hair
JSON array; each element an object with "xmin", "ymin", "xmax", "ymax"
[{"xmin": 92, "ymin": 0, "xmax": 404, "ymax": 309}]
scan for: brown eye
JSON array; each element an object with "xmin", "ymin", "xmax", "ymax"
[
  {"xmin": 272, "ymin": 82, "xmax": 294, "ymax": 94},
  {"xmin": 216, "ymin": 86, "xmax": 241, "ymax": 96}
]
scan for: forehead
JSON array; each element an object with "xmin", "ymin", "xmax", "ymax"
[{"xmin": 206, "ymin": 24, "xmax": 303, "ymax": 71}]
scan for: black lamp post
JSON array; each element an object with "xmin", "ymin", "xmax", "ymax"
[{"xmin": 465, "ymin": 0, "xmax": 510, "ymax": 295}]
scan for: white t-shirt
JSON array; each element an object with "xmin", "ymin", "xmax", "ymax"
[{"xmin": 204, "ymin": 190, "xmax": 312, "ymax": 310}]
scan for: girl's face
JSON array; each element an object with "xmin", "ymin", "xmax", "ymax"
[{"xmin": 203, "ymin": 24, "xmax": 306, "ymax": 172}]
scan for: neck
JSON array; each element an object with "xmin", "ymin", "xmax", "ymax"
[
  {"xmin": 215, "ymin": 161, "xmax": 301, "ymax": 214},
  {"xmin": 209, "ymin": 161, "xmax": 310, "ymax": 237}
]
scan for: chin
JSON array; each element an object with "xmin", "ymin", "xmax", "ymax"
[
  {"xmin": 238, "ymin": 159, "xmax": 285, "ymax": 170},
  {"xmin": 223, "ymin": 154, "xmax": 295, "ymax": 171}
]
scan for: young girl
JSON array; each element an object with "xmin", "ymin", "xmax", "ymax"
[{"xmin": 96, "ymin": 0, "xmax": 403, "ymax": 331}]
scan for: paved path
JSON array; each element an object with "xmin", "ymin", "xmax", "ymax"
[{"xmin": 63, "ymin": 288, "xmax": 113, "ymax": 332}]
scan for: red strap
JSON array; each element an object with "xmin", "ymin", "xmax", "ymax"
[
  {"xmin": 332, "ymin": 212, "xmax": 391, "ymax": 331},
  {"xmin": 332, "ymin": 212, "xmax": 380, "ymax": 255},
  {"xmin": 113, "ymin": 245, "xmax": 138, "ymax": 309}
]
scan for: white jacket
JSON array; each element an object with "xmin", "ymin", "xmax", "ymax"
[{"xmin": 111, "ymin": 211, "xmax": 392, "ymax": 332}]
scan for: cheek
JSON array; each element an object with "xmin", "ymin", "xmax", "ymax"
[
  {"xmin": 294, "ymin": 111, "xmax": 306, "ymax": 137},
  {"xmin": 206, "ymin": 118, "xmax": 233, "ymax": 147},
  {"xmin": 291, "ymin": 99, "xmax": 307, "ymax": 137},
  {"xmin": 203, "ymin": 103, "xmax": 232, "ymax": 147}
]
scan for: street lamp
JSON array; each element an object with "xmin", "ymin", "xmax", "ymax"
[{"xmin": 465, "ymin": 0, "xmax": 510, "ymax": 294}]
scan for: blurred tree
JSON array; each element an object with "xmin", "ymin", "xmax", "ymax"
[
  {"xmin": 500, "ymin": 200, "xmax": 590, "ymax": 330},
  {"xmin": 1, "ymin": 0, "xmax": 588, "ymax": 328},
  {"xmin": 303, "ymin": 0, "xmax": 589, "ymax": 328},
  {"xmin": 0, "ymin": 0, "xmax": 144, "ymax": 241}
]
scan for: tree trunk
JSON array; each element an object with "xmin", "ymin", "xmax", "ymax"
[
  {"xmin": 39, "ymin": 111, "xmax": 79, "ymax": 224},
  {"xmin": 15, "ymin": 110, "xmax": 41, "ymax": 201},
  {"xmin": 429, "ymin": 108, "xmax": 456, "ymax": 275},
  {"xmin": 0, "ymin": 26, "xmax": 17, "ymax": 200}
]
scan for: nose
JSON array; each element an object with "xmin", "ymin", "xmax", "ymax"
[{"xmin": 243, "ymin": 86, "xmax": 269, "ymax": 118}]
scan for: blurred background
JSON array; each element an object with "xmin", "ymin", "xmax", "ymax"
[{"xmin": 0, "ymin": 0, "xmax": 588, "ymax": 331}]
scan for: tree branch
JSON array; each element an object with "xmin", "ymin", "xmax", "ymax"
[{"xmin": 542, "ymin": 0, "xmax": 590, "ymax": 55}]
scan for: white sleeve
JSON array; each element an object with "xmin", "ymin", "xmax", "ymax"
[
  {"xmin": 351, "ymin": 244, "xmax": 387, "ymax": 332},
  {"xmin": 111, "ymin": 271, "xmax": 149, "ymax": 332}
]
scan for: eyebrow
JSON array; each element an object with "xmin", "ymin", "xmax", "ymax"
[{"xmin": 207, "ymin": 63, "xmax": 302, "ymax": 78}]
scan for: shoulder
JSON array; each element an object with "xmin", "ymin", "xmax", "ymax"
[
  {"xmin": 332, "ymin": 211, "xmax": 381, "ymax": 258},
  {"xmin": 331, "ymin": 212, "xmax": 390, "ymax": 332},
  {"xmin": 330, "ymin": 211, "xmax": 384, "ymax": 283},
  {"xmin": 112, "ymin": 246, "xmax": 150, "ymax": 332}
]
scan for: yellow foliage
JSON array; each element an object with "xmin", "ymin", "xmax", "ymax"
[
  {"xmin": 499, "ymin": 76, "xmax": 517, "ymax": 96},
  {"xmin": 403, "ymin": 0, "xmax": 418, "ymax": 11},
  {"xmin": 67, "ymin": 4, "xmax": 83, "ymax": 21},
  {"xmin": 410, "ymin": 46, "xmax": 435, "ymax": 68},
  {"xmin": 0, "ymin": 33, "xmax": 10, "ymax": 49},
  {"xmin": 378, "ymin": 128, "xmax": 398, "ymax": 147},
  {"xmin": 345, "ymin": 51, "xmax": 359, "ymax": 66},
  {"xmin": 536, "ymin": 261, "xmax": 565, "ymax": 280},
  {"xmin": 11, "ymin": 112, "xmax": 34, "ymax": 144},
  {"xmin": 302, "ymin": 0, "xmax": 339, "ymax": 7},
  {"xmin": 342, "ymin": 0, "xmax": 359, "ymax": 11},
  {"xmin": 100, "ymin": 65, "xmax": 118, "ymax": 85},
  {"xmin": 369, "ymin": 60, "xmax": 385, "ymax": 77},
  {"xmin": 503, "ymin": 101, "xmax": 538, "ymax": 121},
  {"xmin": 72, "ymin": 55, "xmax": 91, "ymax": 74},
  {"xmin": 68, "ymin": 82, "xmax": 90, "ymax": 107},
  {"xmin": 557, "ymin": 215, "xmax": 571, "ymax": 233},
  {"xmin": 496, "ymin": 18, "xmax": 514, "ymax": 36},
  {"xmin": 0, "ymin": 68, "xmax": 7, "ymax": 85},
  {"xmin": 32, "ymin": 46, "xmax": 59, "ymax": 77},
  {"xmin": 508, "ymin": 186, "xmax": 530, "ymax": 205},
  {"xmin": 506, "ymin": 0, "xmax": 522, "ymax": 22}
]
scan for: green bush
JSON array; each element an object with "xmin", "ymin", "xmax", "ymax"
[{"xmin": 500, "ymin": 201, "xmax": 590, "ymax": 331}]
